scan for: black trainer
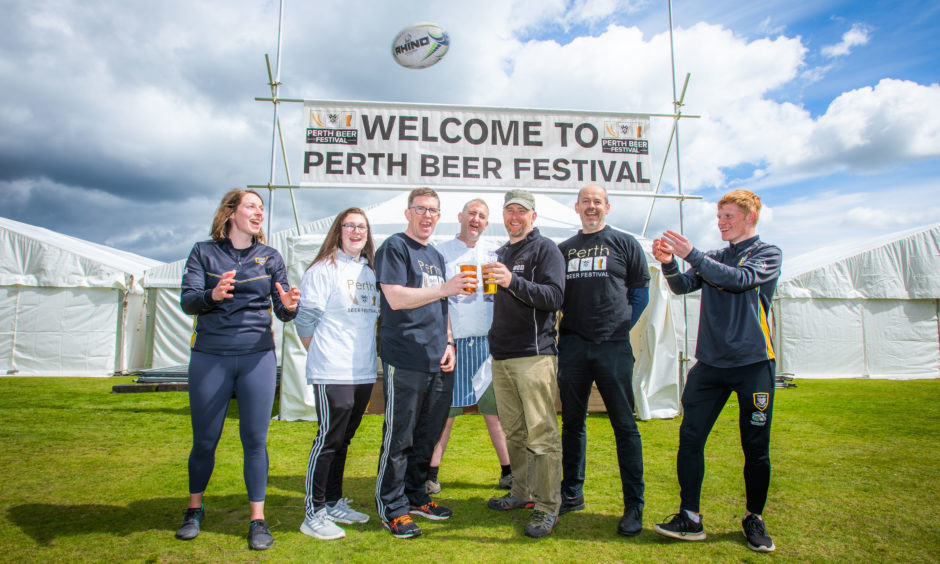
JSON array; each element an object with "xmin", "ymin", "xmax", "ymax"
[
  {"xmin": 617, "ymin": 506, "xmax": 642, "ymax": 536},
  {"xmin": 742, "ymin": 514, "xmax": 775, "ymax": 552},
  {"xmin": 248, "ymin": 519, "xmax": 274, "ymax": 550},
  {"xmin": 559, "ymin": 495, "xmax": 585, "ymax": 515},
  {"xmin": 653, "ymin": 511, "xmax": 705, "ymax": 541},
  {"xmin": 175, "ymin": 506, "xmax": 204, "ymax": 540},
  {"xmin": 409, "ymin": 500, "xmax": 452, "ymax": 520}
]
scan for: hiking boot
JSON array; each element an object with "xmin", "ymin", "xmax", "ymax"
[
  {"xmin": 300, "ymin": 507, "xmax": 345, "ymax": 540},
  {"xmin": 175, "ymin": 506, "xmax": 204, "ymax": 540},
  {"xmin": 524, "ymin": 509, "xmax": 558, "ymax": 538},
  {"xmin": 498, "ymin": 473, "xmax": 513, "ymax": 490},
  {"xmin": 248, "ymin": 519, "xmax": 274, "ymax": 550},
  {"xmin": 326, "ymin": 498, "xmax": 369, "ymax": 524},
  {"xmin": 487, "ymin": 493, "xmax": 535, "ymax": 511},
  {"xmin": 382, "ymin": 514, "xmax": 422, "ymax": 539},
  {"xmin": 742, "ymin": 514, "xmax": 775, "ymax": 552},
  {"xmin": 425, "ymin": 479, "xmax": 442, "ymax": 495},
  {"xmin": 559, "ymin": 495, "xmax": 585, "ymax": 515},
  {"xmin": 410, "ymin": 500, "xmax": 452, "ymax": 520},
  {"xmin": 653, "ymin": 511, "xmax": 705, "ymax": 541},
  {"xmin": 618, "ymin": 506, "xmax": 642, "ymax": 536}
]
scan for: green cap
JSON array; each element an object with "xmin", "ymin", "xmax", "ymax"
[{"xmin": 504, "ymin": 189, "xmax": 535, "ymax": 210}]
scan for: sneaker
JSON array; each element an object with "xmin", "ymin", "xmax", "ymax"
[
  {"xmin": 487, "ymin": 493, "xmax": 535, "ymax": 511},
  {"xmin": 300, "ymin": 508, "xmax": 345, "ymax": 540},
  {"xmin": 618, "ymin": 506, "xmax": 643, "ymax": 536},
  {"xmin": 498, "ymin": 473, "xmax": 513, "ymax": 490},
  {"xmin": 524, "ymin": 510, "xmax": 558, "ymax": 538},
  {"xmin": 175, "ymin": 506, "xmax": 204, "ymax": 540},
  {"xmin": 653, "ymin": 511, "xmax": 706, "ymax": 541},
  {"xmin": 559, "ymin": 495, "xmax": 585, "ymax": 515},
  {"xmin": 326, "ymin": 498, "xmax": 370, "ymax": 524},
  {"xmin": 425, "ymin": 479, "xmax": 442, "ymax": 495},
  {"xmin": 382, "ymin": 514, "xmax": 422, "ymax": 539},
  {"xmin": 410, "ymin": 500, "xmax": 452, "ymax": 520},
  {"xmin": 248, "ymin": 519, "xmax": 274, "ymax": 550},
  {"xmin": 742, "ymin": 514, "xmax": 775, "ymax": 552}
]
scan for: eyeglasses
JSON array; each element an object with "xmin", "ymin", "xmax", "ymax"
[
  {"xmin": 410, "ymin": 205, "xmax": 441, "ymax": 217},
  {"xmin": 341, "ymin": 223, "xmax": 368, "ymax": 233}
]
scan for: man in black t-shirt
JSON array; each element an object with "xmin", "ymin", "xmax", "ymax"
[
  {"xmin": 373, "ymin": 187, "xmax": 474, "ymax": 539},
  {"xmin": 556, "ymin": 184, "xmax": 650, "ymax": 537}
]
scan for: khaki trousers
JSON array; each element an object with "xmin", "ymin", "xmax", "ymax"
[{"xmin": 492, "ymin": 355, "xmax": 561, "ymax": 514}]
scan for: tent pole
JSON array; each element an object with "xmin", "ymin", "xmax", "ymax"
[{"xmin": 266, "ymin": 0, "xmax": 287, "ymax": 236}]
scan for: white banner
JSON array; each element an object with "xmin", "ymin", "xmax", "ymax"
[{"xmin": 301, "ymin": 101, "xmax": 652, "ymax": 190}]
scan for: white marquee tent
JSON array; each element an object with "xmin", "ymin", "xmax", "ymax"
[
  {"xmin": 773, "ymin": 223, "xmax": 940, "ymax": 379},
  {"xmin": 0, "ymin": 217, "xmax": 161, "ymax": 376},
  {"xmin": 141, "ymin": 191, "xmax": 685, "ymax": 420}
]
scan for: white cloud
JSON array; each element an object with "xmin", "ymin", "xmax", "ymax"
[{"xmin": 821, "ymin": 23, "xmax": 871, "ymax": 58}]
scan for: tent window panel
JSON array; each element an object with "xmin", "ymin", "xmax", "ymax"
[
  {"xmin": 862, "ymin": 299, "xmax": 940, "ymax": 378},
  {"xmin": 151, "ymin": 288, "xmax": 193, "ymax": 368},
  {"xmin": 6, "ymin": 287, "xmax": 117, "ymax": 376},
  {"xmin": 778, "ymin": 298, "xmax": 865, "ymax": 378}
]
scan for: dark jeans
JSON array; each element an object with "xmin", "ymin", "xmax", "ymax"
[
  {"xmin": 558, "ymin": 334, "xmax": 644, "ymax": 510},
  {"xmin": 375, "ymin": 363, "xmax": 454, "ymax": 521},
  {"xmin": 677, "ymin": 359, "xmax": 775, "ymax": 514}
]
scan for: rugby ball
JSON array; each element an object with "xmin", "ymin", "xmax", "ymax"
[{"xmin": 391, "ymin": 22, "xmax": 450, "ymax": 69}]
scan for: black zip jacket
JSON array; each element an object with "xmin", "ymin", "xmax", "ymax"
[{"xmin": 488, "ymin": 228, "xmax": 566, "ymax": 360}]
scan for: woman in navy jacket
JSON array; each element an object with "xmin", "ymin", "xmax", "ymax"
[{"xmin": 175, "ymin": 188, "xmax": 299, "ymax": 551}]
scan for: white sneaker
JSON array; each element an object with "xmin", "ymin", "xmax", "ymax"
[
  {"xmin": 326, "ymin": 498, "xmax": 370, "ymax": 524},
  {"xmin": 300, "ymin": 508, "xmax": 345, "ymax": 540}
]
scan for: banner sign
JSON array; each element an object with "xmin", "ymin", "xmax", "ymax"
[{"xmin": 301, "ymin": 101, "xmax": 652, "ymax": 190}]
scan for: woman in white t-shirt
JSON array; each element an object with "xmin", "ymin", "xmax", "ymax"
[{"xmin": 295, "ymin": 207, "xmax": 379, "ymax": 541}]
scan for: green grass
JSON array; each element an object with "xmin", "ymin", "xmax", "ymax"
[{"xmin": 1, "ymin": 377, "xmax": 938, "ymax": 563}]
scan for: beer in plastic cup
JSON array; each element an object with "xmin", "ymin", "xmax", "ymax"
[{"xmin": 459, "ymin": 264, "xmax": 477, "ymax": 294}]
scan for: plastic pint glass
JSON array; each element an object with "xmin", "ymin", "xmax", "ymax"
[
  {"xmin": 459, "ymin": 264, "xmax": 477, "ymax": 294},
  {"xmin": 483, "ymin": 251, "xmax": 498, "ymax": 294}
]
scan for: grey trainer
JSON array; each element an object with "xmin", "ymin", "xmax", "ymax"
[
  {"xmin": 524, "ymin": 509, "xmax": 558, "ymax": 538},
  {"xmin": 175, "ymin": 506, "xmax": 204, "ymax": 540}
]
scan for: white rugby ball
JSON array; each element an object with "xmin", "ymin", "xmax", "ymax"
[{"xmin": 391, "ymin": 22, "xmax": 450, "ymax": 69}]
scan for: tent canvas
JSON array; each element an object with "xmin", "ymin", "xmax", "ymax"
[
  {"xmin": 0, "ymin": 217, "xmax": 161, "ymax": 376},
  {"xmin": 773, "ymin": 223, "xmax": 940, "ymax": 379}
]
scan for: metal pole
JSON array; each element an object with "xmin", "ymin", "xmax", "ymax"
[
  {"xmin": 665, "ymin": 0, "xmax": 691, "ymax": 393},
  {"xmin": 641, "ymin": 73, "xmax": 689, "ymax": 237},
  {"xmin": 267, "ymin": 0, "xmax": 286, "ymax": 236}
]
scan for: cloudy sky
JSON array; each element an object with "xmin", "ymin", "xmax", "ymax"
[{"xmin": 2, "ymin": 0, "xmax": 938, "ymax": 275}]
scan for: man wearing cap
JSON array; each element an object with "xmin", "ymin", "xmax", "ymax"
[
  {"xmin": 483, "ymin": 189, "xmax": 566, "ymax": 539},
  {"xmin": 556, "ymin": 184, "xmax": 650, "ymax": 537}
]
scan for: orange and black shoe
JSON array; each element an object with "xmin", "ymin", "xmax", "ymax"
[
  {"xmin": 409, "ymin": 500, "xmax": 452, "ymax": 520},
  {"xmin": 382, "ymin": 514, "xmax": 422, "ymax": 539}
]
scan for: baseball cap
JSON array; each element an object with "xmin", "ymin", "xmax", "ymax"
[{"xmin": 504, "ymin": 189, "xmax": 536, "ymax": 210}]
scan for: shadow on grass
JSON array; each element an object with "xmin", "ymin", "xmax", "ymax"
[
  {"xmin": 7, "ymin": 493, "xmax": 298, "ymax": 545},
  {"xmin": 266, "ymin": 476, "xmax": 510, "ymax": 497}
]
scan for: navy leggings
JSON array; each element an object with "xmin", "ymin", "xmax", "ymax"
[{"xmin": 187, "ymin": 349, "xmax": 276, "ymax": 502}]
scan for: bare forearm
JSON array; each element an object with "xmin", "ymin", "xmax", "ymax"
[{"xmin": 382, "ymin": 283, "xmax": 445, "ymax": 310}]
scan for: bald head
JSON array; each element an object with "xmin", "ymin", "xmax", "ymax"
[{"xmin": 575, "ymin": 184, "xmax": 610, "ymax": 234}]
